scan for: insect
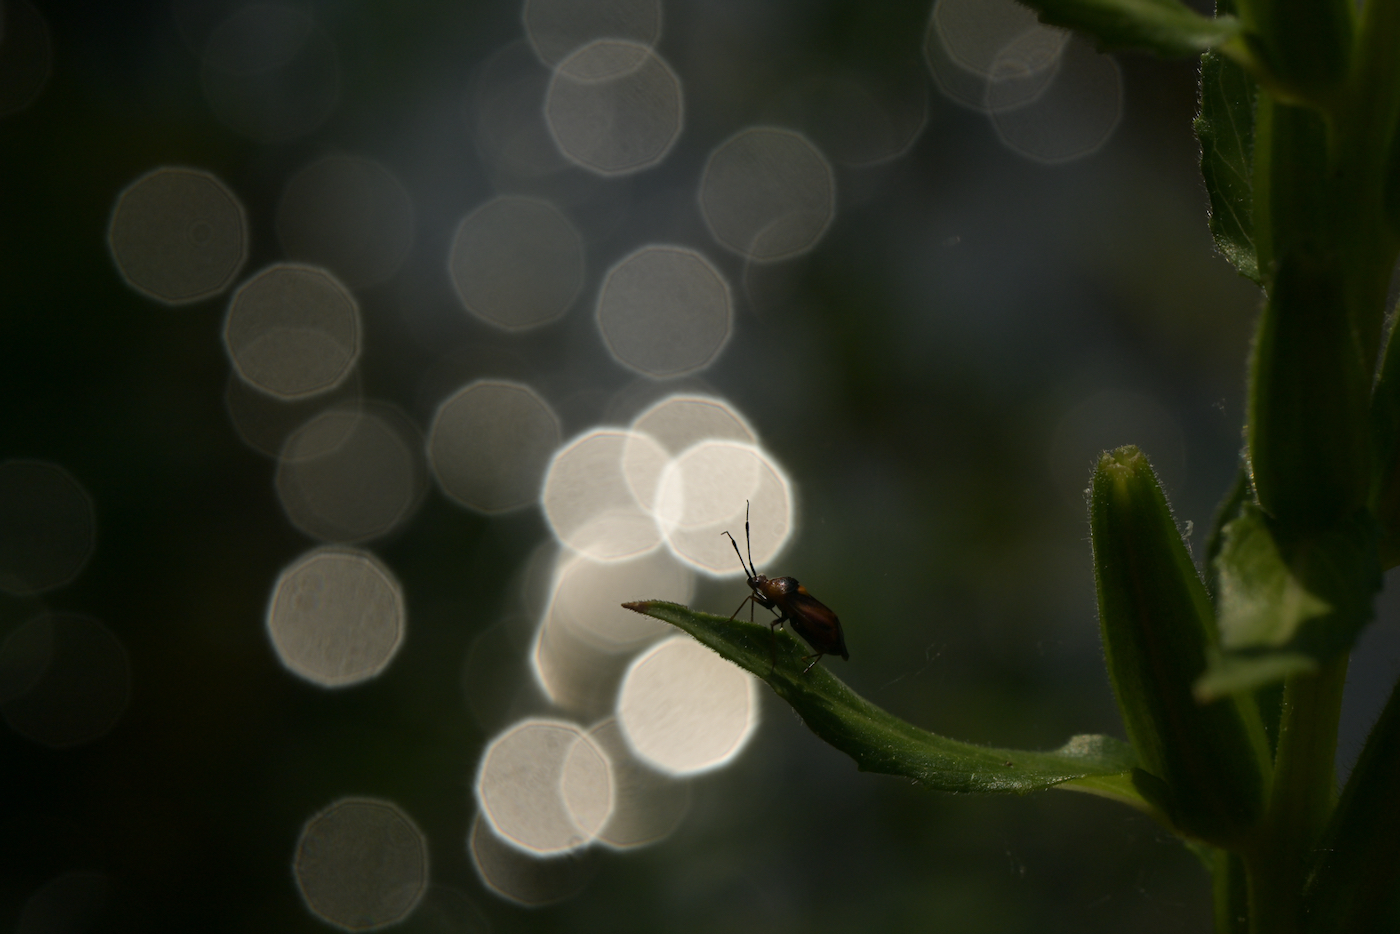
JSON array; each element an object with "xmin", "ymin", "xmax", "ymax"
[{"xmin": 723, "ymin": 503, "xmax": 847, "ymax": 675}]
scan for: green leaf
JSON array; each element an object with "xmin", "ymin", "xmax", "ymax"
[
  {"xmin": 1196, "ymin": 44, "xmax": 1260, "ymax": 282},
  {"xmin": 1023, "ymin": 0, "xmax": 1243, "ymax": 57},
  {"xmin": 1193, "ymin": 649, "xmax": 1317, "ymax": 701},
  {"xmin": 1090, "ymin": 446, "xmax": 1270, "ymax": 844},
  {"xmin": 1214, "ymin": 504, "xmax": 1331, "ymax": 648},
  {"xmin": 621, "ymin": 601, "xmax": 1144, "ymax": 797},
  {"xmin": 1201, "ymin": 504, "xmax": 1381, "ymax": 698},
  {"xmin": 1205, "ymin": 466, "xmax": 1253, "ymax": 599}
]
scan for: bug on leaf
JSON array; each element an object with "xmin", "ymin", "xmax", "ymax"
[{"xmin": 723, "ymin": 503, "xmax": 848, "ymax": 675}]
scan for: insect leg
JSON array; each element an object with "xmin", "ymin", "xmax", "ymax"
[
  {"xmin": 768, "ymin": 613, "xmax": 789, "ymax": 671},
  {"xmin": 800, "ymin": 652, "xmax": 825, "ymax": 675}
]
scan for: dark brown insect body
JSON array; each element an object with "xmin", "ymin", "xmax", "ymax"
[{"xmin": 724, "ymin": 505, "xmax": 847, "ymax": 675}]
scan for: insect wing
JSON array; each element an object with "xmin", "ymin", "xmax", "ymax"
[{"xmin": 784, "ymin": 589, "xmax": 847, "ymax": 659}]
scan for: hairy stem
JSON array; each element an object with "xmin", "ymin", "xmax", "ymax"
[{"xmin": 1245, "ymin": 655, "xmax": 1348, "ymax": 933}]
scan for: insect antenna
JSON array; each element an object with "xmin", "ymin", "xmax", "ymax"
[
  {"xmin": 743, "ymin": 500, "xmax": 757, "ymax": 577},
  {"xmin": 722, "ymin": 530, "xmax": 753, "ymax": 579}
]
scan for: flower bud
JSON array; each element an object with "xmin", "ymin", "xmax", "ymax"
[{"xmin": 1091, "ymin": 446, "xmax": 1271, "ymax": 844}]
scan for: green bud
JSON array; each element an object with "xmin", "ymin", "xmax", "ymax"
[
  {"xmin": 1247, "ymin": 249, "xmax": 1370, "ymax": 532},
  {"xmin": 1091, "ymin": 446, "xmax": 1270, "ymax": 844}
]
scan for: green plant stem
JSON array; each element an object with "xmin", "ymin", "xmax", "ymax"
[
  {"xmin": 1334, "ymin": 0, "xmax": 1400, "ymax": 364},
  {"xmin": 1215, "ymin": 848, "xmax": 1251, "ymax": 934},
  {"xmin": 1244, "ymin": 655, "xmax": 1348, "ymax": 933}
]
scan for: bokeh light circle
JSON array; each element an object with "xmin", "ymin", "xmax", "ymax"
[
  {"xmin": 108, "ymin": 167, "xmax": 248, "ymax": 305},
  {"xmin": 982, "ymin": 26, "xmax": 1070, "ymax": 113},
  {"xmin": 546, "ymin": 549, "xmax": 693, "ymax": 652},
  {"xmin": 545, "ymin": 40, "xmax": 682, "ymax": 176},
  {"xmin": 476, "ymin": 718, "xmax": 614, "ymax": 855},
  {"xmin": 596, "ymin": 246, "xmax": 731, "ymax": 378},
  {"xmin": 541, "ymin": 430, "xmax": 663, "ymax": 561},
  {"xmin": 0, "ymin": 460, "xmax": 95, "ymax": 596},
  {"xmin": 699, "ymin": 127, "xmax": 835, "ymax": 262},
  {"xmin": 770, "ymin": 70, "xmax": 929, "ymax": 168},
  {"xmin": 266, "ymin": 546, "xmax": 406, "ymax": 687},
  {"xmin": 471, "ymin": 41, "xmax": 573, "ymax": 180},
  {"xmin": 293, "ymin": 797, "xmax": 428, "ymax": 931},
  {"xmin": 523, "ymin": 0, "xmax": 662, "ymax": 67},
  {"xmin": 629, "ymin": 394, "xmax": 758, "ymax": 453},
  {"xmin": 448, "ymin": 196, "xmax": 584, "ymax": 331},
  {"xmin": 989, "ymin": 35, "xmax": 1122, "ymax": 164},
  {"xmin": 617, "ymin": 636, "xmax": 758, "ymax": 776},
  {"xmin": 224, "ymin": 264, "xmax": 360, "ymax": 400},
  {"xmin": 924, "ymin": 0, "xmax": 1068, "ymax": 112},
  {"xmin": 587, "ymin": 719, "xmax": 690, "ymax": 849},
  {"xmin": 200, "ymin": 4, "xmax": 340, "ymax": 142},
  {"xmin": 224, "ymin": 368, "xmax": 364, "ymax": 460},
  {"xmin": 935, "ymin": 0, "xmax": 1042, "ymax": 74},
  {"xmin": 276, "ymin": 155, "xmax": 415, "ymax": 288},
  {"xmin": 531, "ymin": 604, "xmax": 634, "ymax": 714},
  {"xmin": 428, "ymin": 380, "xmax": 561, "ymax": 513},
  {"xmin": 468, "ymin": 813, "xmax": 597, "ymax": 907},
  {"xmin": 275, "ymin": 405, "xmax": 425, "ymax": 543},
  {"xmin": 0, "ymin": 612, "xmax": 130, "ymax": 748},
  {"xmin": 654, "ymin": 440, "xmax": 794, "ymax": 574}
]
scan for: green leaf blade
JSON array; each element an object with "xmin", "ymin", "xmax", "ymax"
[
  {"xmin": 623, "ymin": 601, "xmax": 1142, "ymax": 797},
  {"xmin": 1215, "ymin": 503, "xmax": 1331, "ymax": 649},
  {"xmin": 1196, "ymin": 46, "xmax": 1260, "ymax": 282},
  {"xmin": 1202, "ymin": 504, "xmax": 1381, "ymax": 699},
  {"xmin": 1023, "ymin": 0, "xmax": 1242, "ymax": 57}
]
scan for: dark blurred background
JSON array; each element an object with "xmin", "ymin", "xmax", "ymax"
[{"xmin": 4, "ymin": 0, "xmax": 1399, "ymax": 931}]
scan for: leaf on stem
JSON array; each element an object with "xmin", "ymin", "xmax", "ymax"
[
  {"xmin": 1196, "ymin": 44, "xmax": 1260, "ymax": 283},
  {"xmin": 1204, "ymin": 466, "xmax": 1253, "ymax": 599},
  {"xmin": 1193, "ymin": 649, "xmax": 1316, "ymax": 700},
  {"xmin": 621, "ymin": 600, "xmax": 1145, "ymax": 798},
  {"xmin": 1199, "ymin": 504, "xmax": 1381, "ymax": 700},
  {"xmin": 1022, "ymin": 0, "xmax": 1243, "ymax": 57},
  {"xmin": 1214, "ymin": 503, "xmax": 1331, "ymax": 648}
]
